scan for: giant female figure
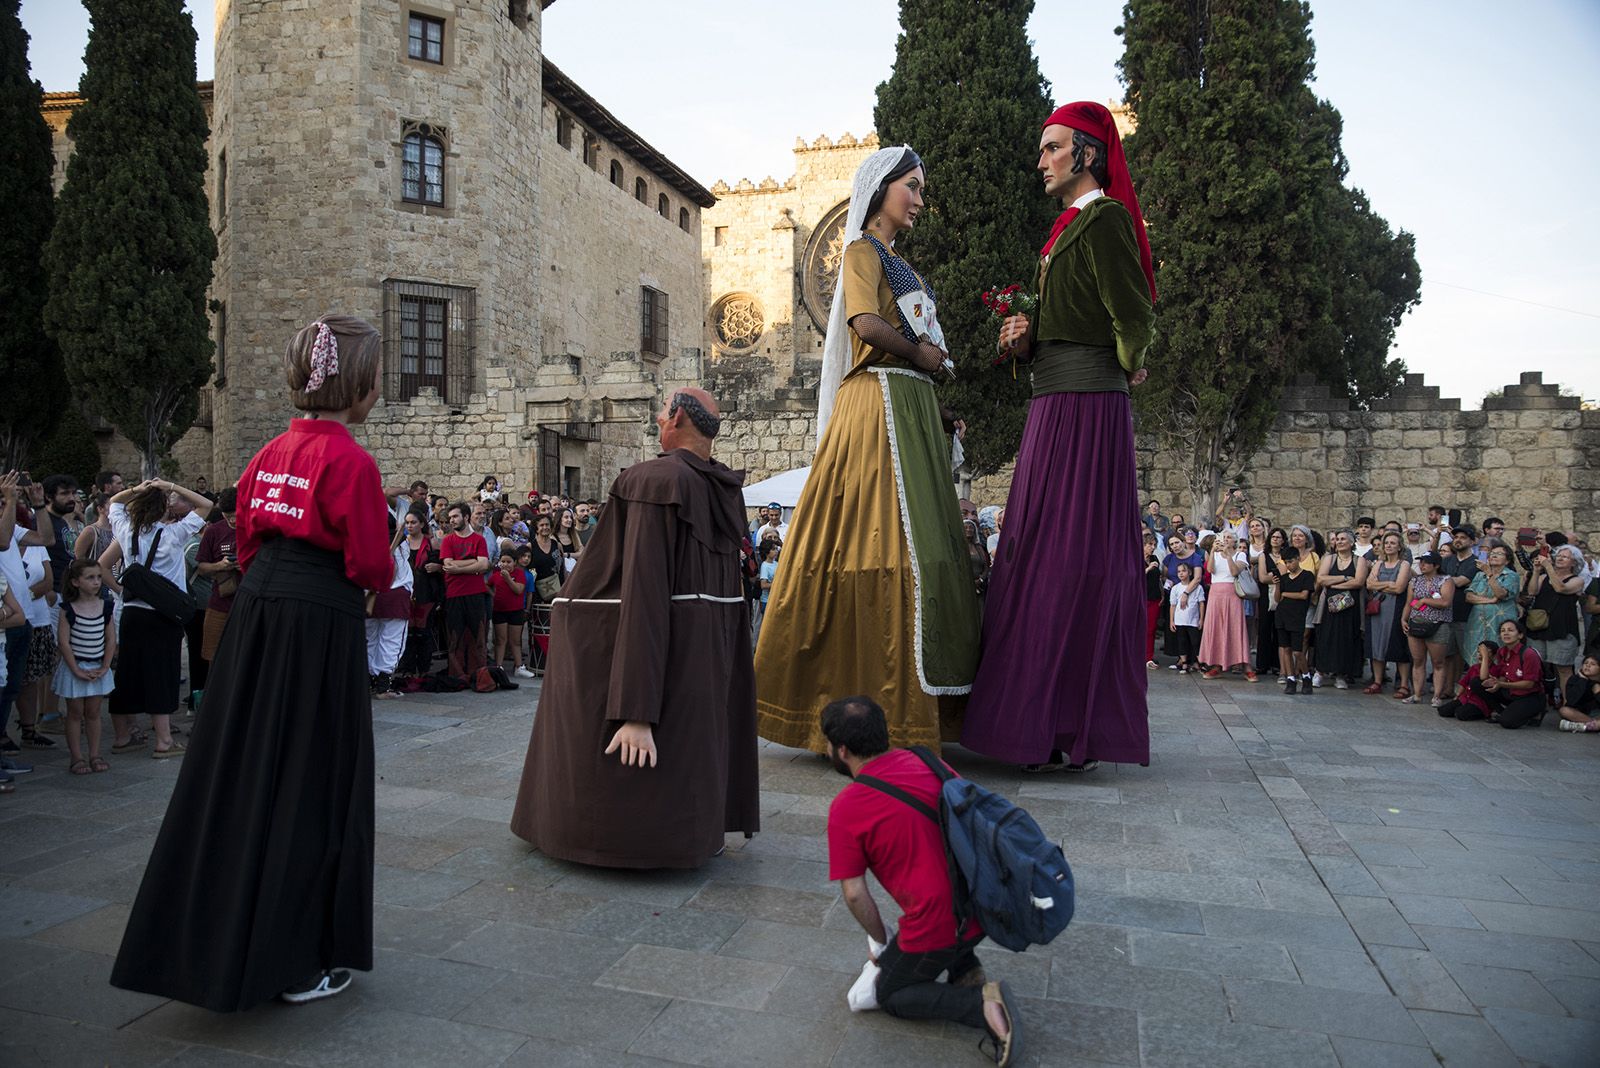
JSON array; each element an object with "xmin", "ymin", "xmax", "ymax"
[{"xmin": 755, "ymin": 147, "xmax": 979, "ymax": 752}]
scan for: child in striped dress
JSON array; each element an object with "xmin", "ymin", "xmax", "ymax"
[{"xmin": 54, "ymin": 560, "xmax": 117, "ymax": 774}]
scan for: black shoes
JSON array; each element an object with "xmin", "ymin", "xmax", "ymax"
[{"xmin": 281, "ymin": 969, "xmax": 352, "ymax": 1004}]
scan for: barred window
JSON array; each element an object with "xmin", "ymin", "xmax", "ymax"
[
  {"xmin": 382, "ymin": 279, "xmax": 476, "ymax": 404},
  {"xmin": 401, "ymin": 122, "xmax": 446, "ymax": 205},
  {"xmin": 214, "ymin": 302, "xmax": 227, "ymax": 387},
  {"xmin": 407, "ymin": 14, "xmax": 444, "ymax": 63},
  {"xmin": 641, "ymin": 286, "xmax": 668, "ymax": 359}
]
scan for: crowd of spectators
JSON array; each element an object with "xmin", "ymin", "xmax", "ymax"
[
  {"xmin": 0, "ymin": 466, "xmax": 609, "ymax": 795},
  {"xmin": 1134, "ymin": 494, "xmax": 1600, "ymax": 733}
]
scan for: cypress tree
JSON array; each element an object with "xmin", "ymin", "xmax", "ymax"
[
  {"xmin": 0, "ymin": 0, "xmax": 66, "ymax": 469},
  {"xmin": 1118, "ymin": 0, "xmax": 1417, "ymax": 517},
  {"xmin": 44, "ymin": 0, "xmax": 215, "ymax": 478},
  {"xmin": 874, "ymin": 0, "xmax": 1055, "ymax": 476}
]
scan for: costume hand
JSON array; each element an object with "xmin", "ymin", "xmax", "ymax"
[
  {"xmin": 953, "ymin": 419, "xmax": 967, "ymax": 440},
  {"xmin": 605, "ymin": 721, "xmax": 657, "ymax": 768},
  {"xmin": 999, "ymin": 314, "xmax": 1030, "ymax": 351},
  {"xmin": 1128, "ymin": 368, "xmax": 1149, "ymax": 387},
  {"xmin": 915, "ymin": 341, "xmax": 945, "ymax": 371}
]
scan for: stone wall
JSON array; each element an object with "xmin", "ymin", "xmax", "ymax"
[{"xmin": 969, "ymin": 371, "xmax": 1600, "ymax": 544}]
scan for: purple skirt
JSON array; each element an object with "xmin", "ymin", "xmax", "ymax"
[{"xmin": 962, "ymin": 391, "xmax": 1149, "ymax": 765}]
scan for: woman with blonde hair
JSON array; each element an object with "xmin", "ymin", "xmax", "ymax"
[{"xmin": 113, "ymin": 315, "xmax": 394, "ymax": 1011}]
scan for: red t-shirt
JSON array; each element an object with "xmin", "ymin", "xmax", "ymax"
[
  {"xmin": 440, "ymin": 531, "xmax": 488, "ymax": 600},
  {"xmin": 196, "ymin": 518, "xmax": 239, "ymax": 612},
  {"xmin": 489, "ymin": 567, "xmax": 528, "ymax": 613},
  {"xmin": 237, "ymin": 419, "xmax": 392, "ymax": 590},
  {"xmin": 828, "ymin": 749, "xmax": 977, "ymax": 952}
]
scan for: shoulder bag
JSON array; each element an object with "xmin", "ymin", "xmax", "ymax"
[
  {"xmin": 1235, "ymin": 559, "xmax": 1261, "ymax": 601},
  {"xmin": 120, "ymin": 528, "xmax": 195, "ymax": 624}
]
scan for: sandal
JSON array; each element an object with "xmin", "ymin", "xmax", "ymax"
[
  {"xmin": 69, "ymin": 759, "xmax": 91, "ymax": 776},
  {"xmin": 1393, "ymin": 687, "xmax": 1411, "ymax": 700},
  {"xmin": 111, "ymin": 736, "xmax": 146, "ymax": 753},
  {"xmin": 1362, "ymin": 682, "xmax": 1384, "ymax": 695},
  {"xmin": 89, "ymin": 757, "xmax": 110, "ymax": 773},
  {"xmin": 151, "ymin": 744, "xmax": 187, "ymax": 760},
  {"xmin": 979, "ymin": 980, "xmax": 1024, "ymax": 1066}
]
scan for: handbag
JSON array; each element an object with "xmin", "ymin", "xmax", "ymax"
[
  {"xmin": 1326, "ymin": 590, "xmax": 1356, "ymax": 614},
  {"xmin": 1236, "ymin": 566, "xmax": 1261, "ymax": 601},
  {"xmin": 120, "ymin": 528, "xmax": 195, "ymax": 624},
  {"xmin": 1366, "ymin": 594, "xmax": 1383, "ymax": 616},
  {"xmin": 535, "ymin": 572, "xmax": 562, "ymax": 603},
  {"xmin": 1525, "ymin": 608, "xmax": 1550, "ymax": 632}
]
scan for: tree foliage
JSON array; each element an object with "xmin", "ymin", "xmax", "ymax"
[
  {"xmin": 27, "ymin": 403, "xmax": 101, "ymax": 488},
  {"xmin": 1119, "ymin": 0, "xmax": 1419, "ymax": 518},
  {"xmin": 874, "ymin": 0, "xmax": 1055, "ymax": 476},
  {"xmin": 0, "ymin": 0, "xmax": 67, "ymax": 469},
  {"xmin": 44, "ymin": 0, "xmax": 214, "ymax": 479}
]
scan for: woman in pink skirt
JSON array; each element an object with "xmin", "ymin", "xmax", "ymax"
[{"xmin": 1200, "ymin": 531, "xmax": 1256, "ymax": 680}]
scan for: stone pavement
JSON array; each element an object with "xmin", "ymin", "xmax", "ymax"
[{"xmin": 2, "ymin": 669, "xmax": 1598, "ymax": 1067}]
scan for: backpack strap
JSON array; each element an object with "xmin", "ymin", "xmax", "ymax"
[
  {"xmin": 907, "ymin": 745, "xmax": 955, "ymax": 783},
  {"xmin": 854, "ymin": 775, "xmax": 938, "ymax": 823}
]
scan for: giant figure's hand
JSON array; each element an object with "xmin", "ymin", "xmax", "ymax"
[
  {"xmin": 605, "ymin": 721, "xmax": 658, "ymax": 768},
  {"xmin": 1128, "ymin": 368, "xmax": 1149, "ymax": 387}
]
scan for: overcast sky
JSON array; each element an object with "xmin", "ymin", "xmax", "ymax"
[{"xmin": 21, "ymin": 0, "xmax": 1599, "ymax": 408}]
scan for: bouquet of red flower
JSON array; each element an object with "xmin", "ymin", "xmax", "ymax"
[{"xmin": 980, "ymin": 283, "xmax": 1038, "ymax": 371}]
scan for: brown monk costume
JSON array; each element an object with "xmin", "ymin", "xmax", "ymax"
[{"xmin": 510, "ymin": 388, "xmax": 760, "ymax": 868}]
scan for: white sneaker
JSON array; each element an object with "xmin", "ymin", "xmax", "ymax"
[
  {"xmin": 281, "ymin": 969, "xmax": 352, "ymax": 1004},
  {"xmin": 514, "ymin": 666, "xmax": 535, "ymax": 679},
  {"xmin": 1558, "ymin": 719, "xmax": 1596, "ymax": 733},
  {"xmin": 1334, "ymin": 678, "xmax": 1349, "ymax": 690},
  {"xmin": 1312, "ymin": 673, "xmax": 1325, "ymax": 687}
]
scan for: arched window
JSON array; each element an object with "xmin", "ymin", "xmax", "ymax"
[
  {"xmin": 401, "ymin": 123, "xmax": 446, "ymax": 206},
  {"xmin": 678, "ymin": 207, "xmax": 690, "ymax": 232},
  {"xmin": 609, "ymin": 160, "xmax": 624, "ymax": 188},
  {"xmin": 635, "ymin": 177, "xmax": 648, "ymax": 203},
  {"xmin": 658, "ymin": 193, "xmax": 670, "ymax": 218}
]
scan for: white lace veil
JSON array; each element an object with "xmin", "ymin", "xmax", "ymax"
[{"xmin": 815, "ymin": 145, "xmax": 918, "ymax": 443}]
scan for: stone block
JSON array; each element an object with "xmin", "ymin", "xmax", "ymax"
[{"xmin": 1401, "ymin": 430, "xmax": 1441, "ymax": 448}]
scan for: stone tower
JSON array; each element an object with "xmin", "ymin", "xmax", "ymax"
[{"xmin": 210, "ymin": 0, "xmax": 545, "ymax": 474}]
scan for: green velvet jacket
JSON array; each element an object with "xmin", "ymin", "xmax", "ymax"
[{"xmin": 1035, "ymin": 195, "xmax": 1155, "ymax": 373}]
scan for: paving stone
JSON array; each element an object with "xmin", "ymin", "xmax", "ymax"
[
  {"xmin": 1071, "ymin": 892, "xmax": 1205, "ymax": 935},
  {"xmin": 1367, "ymin": 945, "xmax": 1475, "ymax": 1013},
  {"xmin": 1126, "ymin": 930, "xmax": 1298, "ymax": 982},
  {"xmin": 626, "ymin": 999, "xmax": 842, "ymax": 1067},
  {"xmin": 372, "ymin": 902, "xmax": 491, "ymax": 957},
  {"xmin": 1537, "ymin": 974, "xmax": 1600, "ymax": 1018},
  {"xmin": 718, "ymin": 918, "xmax": 866, "ymax": 974},
  {"xmin": 1047, "ymin": 957, "xmax": 1228, "ymax": 1018},
  {"xmin": 1441, "ymin": 959, "xmax": 1570, "ymax": 1014},
  {"xmin": 1405, "ymin": 1010, "xmax": 1521, "ymax": 1068},
  {"xmin": 1223, "ymin": 977, "xmax": 1428, "ymax": 1045},
  {"xmin": 1287, "ymin": 946, "xmax": 1390, "ymax": 994},
  {"xmin": 453, "ymin": 972, "xmax": 667, "ymax": 1051},
  {"xmin": 0, "ymin": 1006, "xmax": 188, "ymax": 1068},
  {"xmin": 597, "ymin": 943, "xmax": 788, "ymax": 1009},
  {"xmin": 496, "ymin": 1037, "xmax": 684, "ymax": 1067},
  {"xmin": 1137, "ymin": 1011, "xmax": 1340, "ymax": 1068},
  {"xmin": 1480, "ymin": 1006, "xmax": 1600, "ymax": 1068},
  {"xmin": 25, "ymin": 902, "xmax": 130, "ymax": 956},
  {"xmin": 0, "ymin": 947, "xmax": 166, "ymax": 1029},
  {"xmin": 1334, "ymin": 894, "xmax": 1425, "ymax": 948},
  {"xmin": 1257, "ymin": 878, "xmax": 1341, "ymax": 915},
  {"xmin": 1328, "ymin": 1035, "xmax": 1445, "ymax": 1068},
  {"xmin": 0, "ymin": 885, "xmax": 108, "ymax": 940},
  {"xmin": 1018, "ymin": 996, "xmax": 1141, "ymax": 1066},
  {"xmin": 277, "ymin": 1006, "xmax": 528, "ymax": 1067},
  {"xmin": 1199, "ymin": 903, "xmax": 1363, "ymax": 952},
  {"xmin": 567, "ymin": 900, "xmax": 746, "ymax": 952},
  {"xmin": 1307, "ymin": 855, "xmax": 1384, "ymax": 896},
  {"xmin": 1413, "ymin": 924, "xmax": 1600, "ymax": 977},
  {"xmin": 1366, "ymin": 865, "xmax": 1525, "ymax": 902},
  {"xmin": 372, "ymin": 864, "xmax": 480, "ymax": 908},
  {"xmin": 1461, "ymin": 898, "xmax": 1600, "ymax": 940},
  {"xmin": 1387, "ymin": 891, "xmax": 1484, "ymax": 929},
  {"xmin": 442, "ymin": 920, "xmax": 630, "ymax": 980},
  {"xmin": 444, "ymin": 880, "xmax": 602, "ymax": 927},
  {"xmin": 340, "ymin": 947, "xmax": 508, "ymax": 1019},
  {"xmin": 818, "ymin": 1024, "xmax": 979, "ymax": 1068}
]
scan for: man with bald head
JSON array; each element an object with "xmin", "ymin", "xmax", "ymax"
[{"xmin": 510, "ymin": 387, "xmax": 760, "ymax": 867}]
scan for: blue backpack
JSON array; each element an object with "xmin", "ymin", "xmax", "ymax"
[{"xmin": 856, "ymin": 746, "xmax": 1075, "ymax": 952}]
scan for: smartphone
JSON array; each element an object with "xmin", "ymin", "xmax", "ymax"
[
  {"xmin": 1447, "ymin": 508, "xmax": 1462, "ymax": 528},
  {"xmin": 1516, "ymin": 527, "xmax": 1537, "ymax": 548}
]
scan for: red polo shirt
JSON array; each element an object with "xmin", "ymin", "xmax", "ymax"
[{"xmin": 828, "ymin": 749, "xmax": 978, "ymax": 951}]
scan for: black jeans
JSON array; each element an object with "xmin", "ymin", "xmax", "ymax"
[
  {"xmin": 1460, "ymin": 677, "xmax": 1545, "ymax": 729},
  {"xmin": 875, "ymin": 931, "xmax": 986, "ymax": 1029}
]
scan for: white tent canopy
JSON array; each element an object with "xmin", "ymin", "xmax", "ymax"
[{"xmin": 742, "ymin": 466, "xmax": 811, "ymax": 510}]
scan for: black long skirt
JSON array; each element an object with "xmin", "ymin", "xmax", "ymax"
[
  {"xmin": 1255, "ymin": 603, "xmax": 1280, "ymax": 672},
  {"xmin": 110, "ymin": 539, "xmax": 374, "ymax": 1012}
]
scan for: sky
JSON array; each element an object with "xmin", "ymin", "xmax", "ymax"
[{"xmin": 20, "ymin": 0, "xmax": 1600, "ymax": 408}]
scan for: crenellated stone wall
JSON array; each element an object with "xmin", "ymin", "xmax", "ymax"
[{"xmin": 967, "ymin": 370, "xmax": 1600, "ymax": 544}]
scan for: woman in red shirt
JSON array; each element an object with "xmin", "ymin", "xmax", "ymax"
[
  {"xmin": 112, "ymin": 316, "xmax": 394, "ymax": 1012},
  {"xmin": 1440, "ymin": 618, "xmax": 1547, "ymax": 729}
]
